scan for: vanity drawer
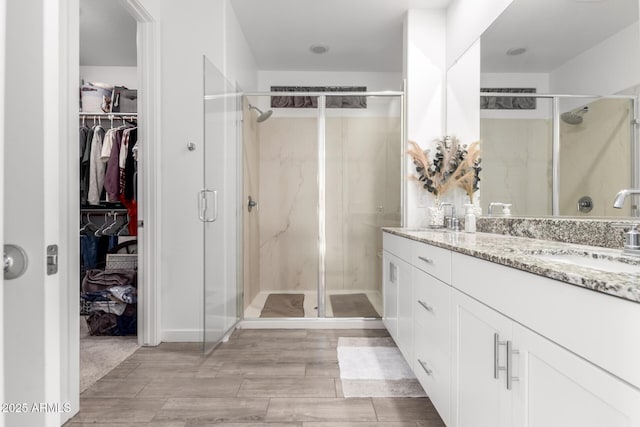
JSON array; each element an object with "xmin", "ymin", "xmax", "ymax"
[
  {"xmin": 414, "ymin": 325, "xmax": 451, "ymax": 425},
  {"xmin": 383, "ymin": 231, "xmax": 413, "ymax": 260},
  {"xmin": 411, "ymin": 240, "xmax": 452, "ymax": 283},
  {"xmin": 413, "ymin": 267, "xmax": 451, "ymax": 358}
]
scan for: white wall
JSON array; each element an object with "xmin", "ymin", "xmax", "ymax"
[
  {"xmin": 403, "ymin": 9, "xmax": 446, "ymax": 227},
  {"xmin": 446, "ymin": 0, "xmax": 513, "ymax": 69},
  {"xmin": 138, "ymin": 0, "xmax": 257, "ymax": 341},
  {"xmin": 80, "ymin": 65, "xmax": 138, "ymax": 88},
  {"xmin": 550, "ymin": 22, "xmax": 640, "ymax": 96},
  {"xmin": 447, "ymin": 39, "xmax": 480, "ymax": 144}
]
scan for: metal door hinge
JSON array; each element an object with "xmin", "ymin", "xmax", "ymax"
[{"xmin": 47, "ymin": 245, "xmax": 58, "ymax": 275}]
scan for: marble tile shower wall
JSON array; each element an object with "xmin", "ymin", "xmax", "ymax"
[
  {"xmin": 253, "ymin": 117, "xmax": 401, "ymax": 294},
  {"xmin": 559, "ymin": 97, "xmax": 631, "ymax": 217},
  {"xmin": 243, "ymin": 103, "xmax": 261, "ymax": 309},
  {"xmin": 480, "ymin": 98, "xmax": 632, "ymax": 218}
]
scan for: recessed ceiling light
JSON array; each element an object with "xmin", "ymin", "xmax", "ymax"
[
  {"xmin": 506, "ymin": 47, "xmax": 527, "ymax": 56},
  {"xmin": 310, "ymin": 44, "xmax": 330, "ymax": 54}
]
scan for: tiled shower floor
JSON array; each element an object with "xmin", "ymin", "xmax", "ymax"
[{"xmin": 243, "ymin": 290, "xmax": 383, "ymax": 318}]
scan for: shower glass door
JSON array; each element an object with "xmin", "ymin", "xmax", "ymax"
[
  {"xmin": 323, "ymin": 95, "xmax": 403, "ymax": 318},
  {"xmin": 203, "ymin": 56, "xmax": 241, "ymax": 352}
]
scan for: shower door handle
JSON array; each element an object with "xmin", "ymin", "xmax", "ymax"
[{"xmin": 198, "ymin": 189, "xmax": 218, "ymax": 223}]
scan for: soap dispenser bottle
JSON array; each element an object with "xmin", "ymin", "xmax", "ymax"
[{"xmin": 464, "ymin": 204, "xmax": 476, "ymax": 233}]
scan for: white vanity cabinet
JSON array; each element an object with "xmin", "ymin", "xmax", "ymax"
[
  {"xmin": 451, "ymin": 289, "xmax": 512, "ymax": 427},
  {"xmin": 382, "ymin": 233, "xmax": 414, "ymax": 362},
  {"xmin": 413, "ymin": 266, "xmax": 452, "ymax": 425},
  {"xmin": 451, "ymin": 288, "xmax": 640, "ymax": 427},
  {"xmin": 384, "ymin": 232, "xmax": 453, "ymax": 424},
  {"xmin": 382, "ymin": 231, "xmax": 640, "ymax": 427},
  {"xmin": 511, "ymin": 322, "xmax": 640, "ymax": 427}
]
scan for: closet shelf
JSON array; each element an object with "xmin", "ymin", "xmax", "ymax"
[{"xmin": 79, "ymin": 112, "xmax": 137, "ymax": 116}]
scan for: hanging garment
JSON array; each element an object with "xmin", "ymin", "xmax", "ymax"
[
  {"xmin": 80, "ymin": 234, "xmax": 99, "ymax": 270},
  {"xmin": 118, "ymin": 128, "xmax": 131, "ymax": 196},
  {"xmin": 80, "ymin": 125, "xmax": 96, "ymax": 206},
  {"xmin": 104, "ymin": 127, "xmax": 123, "ymax": 202},
  {"xmin": 87, "ymin": 125, "xmax": 106, "ymax": 205},
  {"xmin": 100, "ymin": 127, "xmax": 116, "ymax": 163},
  {"xmin": 124, "ymin": 128, "xmax": 137, "ymax": 200}
]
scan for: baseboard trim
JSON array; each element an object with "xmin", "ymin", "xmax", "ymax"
[
  {"xmin": 161, "ymin": 329, "xmax": 203, "ymax": 342},
  {"xmin": 238, "ymin": 318, "xmax": 385, "ymax": 329}
]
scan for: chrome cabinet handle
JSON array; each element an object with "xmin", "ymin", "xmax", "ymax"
[
  {"xmin": 418, "ymin": 359, "xmax": 433, "ymax": 376},
  {"xmin": 417, "ymin": 300, "xmax": 434, "ymax": 313},
  {"xmin": 494, "ymin": 333, "xmax": 519, "ymax": 390},
  {"xmin": 506, "ymin": 340, "xmax": 519, "ymax": 390},
  {"xmin": 418, "ymin": 256, "xmax": 434, "ymax": 264},
  {"xmin": 494, "ymin": 333, "xmax": 507, "ymax": 380},
  {"xmin": 389, "ymin": 262, "xmax": 397, "ymax": 283}
]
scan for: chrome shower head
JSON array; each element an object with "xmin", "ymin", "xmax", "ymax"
[
  {"xmin": 248, "ymin": 104, "xmax": 273, "ymax": 123},
  {"xmin": 561, "ymin": 106, "xmax": 589, "ymax": 125}
]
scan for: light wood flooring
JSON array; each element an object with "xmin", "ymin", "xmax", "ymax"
[{"xmin": 64, "ymin": 329, "xmax": 446, "ymax": 426}]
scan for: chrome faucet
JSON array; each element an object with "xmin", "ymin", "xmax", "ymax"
[
  {"xmin": 440, "ymin": 203, "xmax": 458, "ymax": 230},
  {"xmin": 613, "ymin": 189, "xmax": 640, "ymax": 209}
]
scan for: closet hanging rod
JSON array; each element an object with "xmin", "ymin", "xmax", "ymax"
[
  {"xmin": 78, "ymin": 112, "xmax": 137, "ymax": 117},
  {"xmin": 81, "ymin": 208, "xmax": 128, "ymax": 214}
]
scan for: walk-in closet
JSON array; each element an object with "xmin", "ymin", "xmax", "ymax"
[{"xmin": 78, "ymin": 0, "xmax": 141, "ymax": 392}]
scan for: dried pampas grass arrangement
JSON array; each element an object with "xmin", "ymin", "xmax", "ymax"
[{"xmin": 407, "ymin": 136, "xmax": 481, "ymax": 203}]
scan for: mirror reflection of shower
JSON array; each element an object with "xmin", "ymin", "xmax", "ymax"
[
  {"xmin": 248, "ymin": 104, "xmax": 273, "ymax": 123},
  {"xmin": 561, "ymin": 106, "xmax": 589, "ymax": 125}
]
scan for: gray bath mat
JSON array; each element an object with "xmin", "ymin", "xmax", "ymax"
[
  {"xmin": 260, "ymin": 293, "xmax": 305, "ymax": 317},
  {"xmin": 330, "ymin": 293, "xmax": 379, "ymax": 318},
  {"xmin": 337, "ymin": 337, "xmax": 426, "ymax": 397}
]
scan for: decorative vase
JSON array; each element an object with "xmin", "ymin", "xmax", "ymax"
[{"xmin": 428, "ymin": 205, "xmax": 445, "ymax": 228}]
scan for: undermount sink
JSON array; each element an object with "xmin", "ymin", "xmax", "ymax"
[{"xmin": 530, "ymin": 253, "xmax": 640, "ymax": 274}]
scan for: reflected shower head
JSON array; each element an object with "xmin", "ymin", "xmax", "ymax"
[
  {"xmin": 561, "ymin": 106, "xmax": 589, "ymax": 125},
  {"xmin": 248, "ymin": 104, "xmax": 273, "ymax": 123}
]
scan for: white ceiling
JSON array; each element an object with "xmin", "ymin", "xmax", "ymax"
[
  {"xmin": 481, "ymin": 0, "xmax": 638, "ymax": 73},
  {"xmin": 230, "ymin": 0, "xmax": 451, "ymax": 72},
  {"xmin": 79, "ymin": 0, "xmax": 637, "ymax": 74},
  {"xmin": 79, "ymin": 0, "xmax": 137, "ymax": 66}
]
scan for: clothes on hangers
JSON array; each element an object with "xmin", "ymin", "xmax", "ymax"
[
  {"xmin": 87, "ymin": 124, "xmax": 106, "ymax": 205},
  {"xmin": 104, "ymin": 125, "xmax": 124, "ymax": 201},
  {"xmin": 80, "ymin": 124, "xmax": 95, "ymax": 205},
  {"xmin": 80, "ymin": 118, "xmax": 138, "ymax": 206}
]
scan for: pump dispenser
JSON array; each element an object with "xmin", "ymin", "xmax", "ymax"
[{"xmin": 464, "ymin": 204, "xmax": 476, "ymax": 233}]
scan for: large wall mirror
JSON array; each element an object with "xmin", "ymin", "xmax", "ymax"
[{"xmin": 451, "ymin": 0, "xmax": 640, "ymax": 218}]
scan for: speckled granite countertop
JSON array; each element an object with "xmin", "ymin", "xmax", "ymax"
[{"xmin": 383, "ymin": 228, "xmax": 640, "ymax": 304}]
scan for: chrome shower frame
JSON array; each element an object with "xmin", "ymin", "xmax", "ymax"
[{"xmin": 242, "ymin": 88, "xmax": 406, "ymax": 319}]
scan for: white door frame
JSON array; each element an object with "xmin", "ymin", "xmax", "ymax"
[
  {"xmin": 61, "ymin": 0, "xmax": 160, "ymax": 422},
  {"xmin": 119, "ymin": 0, "xmax": 162, "ymax": 347},
  {"xmin": 0, "ymin": 0, "xmax": 6, "ymax": 425}
]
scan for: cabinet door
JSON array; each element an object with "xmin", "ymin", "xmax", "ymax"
[
  {"xmin": 512, "ymin": 324, "xmax": 640, "ymax": 427},
  {"xmin": 414, "ymin": 268, "xmax": 452, "ymax": 425},
  {"xmin": 382, "ymin": 252, "xmax": 399, "ymax": 340},
  {"xmin": 452, "ymin": 290, "xmax": 512, "ymax": 427},
  {"xmin": 396, "ymin": 255, "xmax": 414, "ymax": 363}
]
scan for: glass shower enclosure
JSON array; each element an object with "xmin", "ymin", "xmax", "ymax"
[
  {"xmin": 202, "ymin": 56, "xmax": 242, "ymax": 352},
  {"xmin": 242, "ymin": 90, "xmax": 404, "ymax": 319}
]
